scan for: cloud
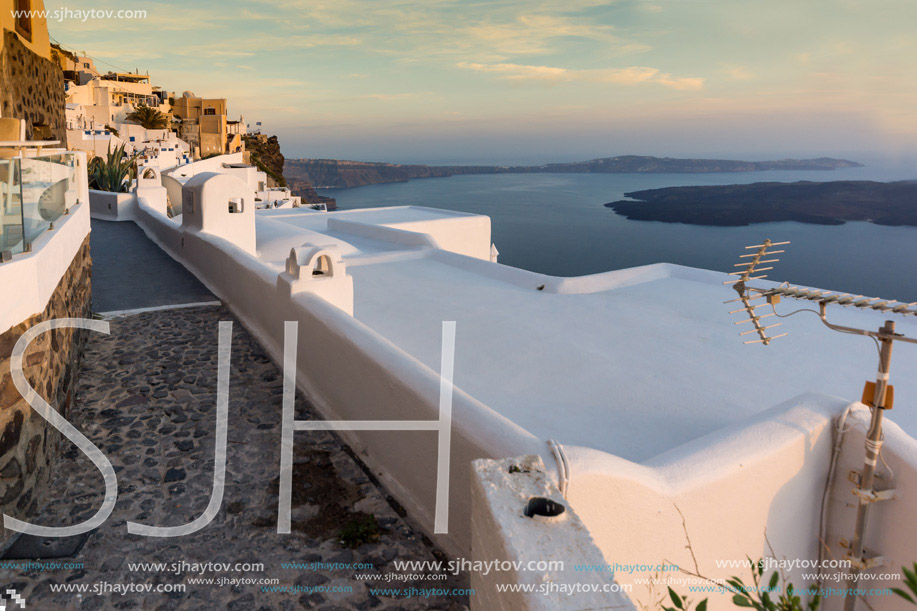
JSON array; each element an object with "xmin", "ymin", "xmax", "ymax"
[
  {"xmin": 655, "ymin": 73, "xmax": 705, "ymax": 90},
  {"xmin": 458, "ymin": 62, "xmax": 568, "ymax": 80},
  {"xmin": 247, "ymin": 0, "xmax": 646, "ymax": 62},
  {"xmin": 466, "ymin": 14, "xmax": 618, "ymax": 55},
  {"xmin": 724, "ymin": 66, "xmax": 755, "ymax": 80},
  {"xmin": 363, "ymin": 92, "xmax": 433, "ymax": 100},
  {"xmin": 457, "ymin": 62, "xmax": 704, "ymax": 90}
]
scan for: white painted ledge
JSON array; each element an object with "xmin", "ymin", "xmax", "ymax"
[
  {"xmin": 89, "ymin": 189, "xmax": 135, "ymax": 221},
  {"xmin": 0, "ymin": 201, "xmax": 91, "ymax": 335},
  {"xmin": 471, "ymin": 455, "xmax": 635, "ymax": 611}
]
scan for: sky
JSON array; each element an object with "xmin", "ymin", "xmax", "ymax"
[{"xmin": 47, "ymin": 0, "xmax": 917, "ymax": 165}]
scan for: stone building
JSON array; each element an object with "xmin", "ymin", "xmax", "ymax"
[
  {"xmin": 0, "ymin": 0, "xmax": 92, "ymax": 550},
  {"xmin": 0, "ymin": 0, "xmax": 66, "ymax": 140}
]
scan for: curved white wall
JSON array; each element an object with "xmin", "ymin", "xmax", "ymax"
[
  {"xmin": 131, "ymin": 192, "xmax": 547, "ymax": 555},
  {"xmin": 126, "ymin": 182, "xmax": 917, "ymax": 608}
]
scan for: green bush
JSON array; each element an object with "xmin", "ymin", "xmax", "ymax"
[{"xmin": 88, "ymin": 143, "xmax": 138, "ymax": 193}]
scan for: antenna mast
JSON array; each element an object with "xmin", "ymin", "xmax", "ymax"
[{"xmin": 726, "ymin": 239, "xmax": 917, "ymax": 611}]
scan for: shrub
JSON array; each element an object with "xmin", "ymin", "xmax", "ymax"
[{"xmin": 88, "ymin": 143, "xmax": 138, "ymax": 193}]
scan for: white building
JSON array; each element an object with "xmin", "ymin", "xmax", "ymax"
[
  {"xmin": 65, "ymin": 72, "xmax": 177, "ymax": 159},
  {"xmin": 164, "ymin": 152, "xmax": 300, "ymax": 209},
  {"xmin": 64, "ymin": 73, "xmax": 165, "ymax": 126}
]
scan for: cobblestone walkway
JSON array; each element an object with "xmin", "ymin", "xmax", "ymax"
[{"xmin": 10, "ymin": 306, "xmax": 469, "ymax": 610}]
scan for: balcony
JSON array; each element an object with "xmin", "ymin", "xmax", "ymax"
[{"xmin": 0, "ymin": 152, "xmax": 83, "ymax": 258}]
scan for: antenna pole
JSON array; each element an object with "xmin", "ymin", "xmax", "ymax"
[{"xmin": 843, "ymin": 320, "xmax": 895, "ymax": 611}]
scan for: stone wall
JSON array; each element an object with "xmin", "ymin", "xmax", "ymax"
[
  {"xmin": 0, "ymin": 236, "xmax": 91, "ymax": 547},
  {"xmin": 0, "ymin": 29, "xmax": 67, "ymax": 141}
]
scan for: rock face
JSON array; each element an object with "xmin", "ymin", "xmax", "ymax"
[
  {"xmin": 0, "ymin": 30, "xmax": 67, "ymax": 141},
  {"xmin": 284, "ymin": 158, "xmax": 468, "ymax": 188},
  {"xmin": 243, "ymin": 135, "xmax": 336, "ymax": 209},
  {"xmin": 0, "ymin": 236, "xmax": 92, "ymax": 548},
  {"xmin": 538, "ymin": 155, "xmax": 863, "ymax": 173},
  {"xmin": 242, "ymin": 134, "xmax": 285, "ymax": 188},
  {"xmin": 284, "ymin": 156, "xmax": 865, "ymax": 190},
  {"xmin": 606, "ymin": 180, "xmax": 917, "ymax": 227}
]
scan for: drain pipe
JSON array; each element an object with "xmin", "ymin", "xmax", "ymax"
[
  {"xmin": 816, "ymin": 404, "xmax": 852, "ymax": 591},
  {"xmin": 547, "ymin": 439, "xmax": 570, "ymax": 498},
  {"xmin": 843, "ymin": 320, "xmax": 896, "ymax": 611}
]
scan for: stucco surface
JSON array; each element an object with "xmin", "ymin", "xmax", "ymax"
[{"xmin": 347, "ymin": 259, "xmax": 917, "ymax": 462}]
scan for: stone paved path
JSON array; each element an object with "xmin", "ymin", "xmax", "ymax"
[
  {"xmin": 8, "ymin": 306, "xmax": 469, "ymax": 610},
  {"xmin": 89, "ymin": 220, "xmax": 215, "ymax": 313}
]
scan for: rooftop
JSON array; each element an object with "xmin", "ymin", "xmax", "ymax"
[{"xmin": 252, "ymin": 206, "xmax": 917, "ymax": 463}]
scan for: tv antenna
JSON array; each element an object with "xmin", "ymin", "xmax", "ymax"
[{"xmin": 725, "ymin": 239, "xmax": 917, "ymax": 611}]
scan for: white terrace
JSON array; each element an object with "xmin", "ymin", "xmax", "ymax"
[
  {"xmin": 115, "ymin": 169, "xmax": 917, "ymax": 610},
  {"xmin": 253, "ymin": 206, "xmax": 917, "ymax": 460}
]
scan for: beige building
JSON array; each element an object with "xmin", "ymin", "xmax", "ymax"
[
  {"xmin": 1, "ymin": 0, "xmax": 67, "ymax": 140},
  {"xmin": 172, "ymin": 94, "xmax": 244, "ymax": 158},
  {"xmin": 0, "ymin": 0, "xmax": 51, "ymax": 61},
  {"xmin": 56, "ymin": 49, "xmax": 100, "ymax": 85},
  {"xmin": 64, "ymin": 73, "xmax": 162, "ymax": 130}
]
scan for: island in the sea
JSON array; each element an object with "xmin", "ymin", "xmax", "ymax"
[
  {"xmin": 606, "ymin": 180, "xmax": 917, "ymax": 227},
  {"xmin": 285, "ymin": 156, "xmax": 862, "ymax": 188}
]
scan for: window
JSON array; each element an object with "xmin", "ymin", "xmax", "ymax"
[
  {"xmin": 15, "ymin": 0, "xmax": 32, "ymax": 42},
  {"xmin": 204, "ymin": 108, "xmax": 216, "ymax": 116},
  {"xmin": 228, "ymin": 198, "xmax": 244, "ymax": 214}
]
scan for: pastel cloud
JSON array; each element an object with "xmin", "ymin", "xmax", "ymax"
[{"xmin": 457, "ymin": 62, "xmax": 704, "ymax": 90}]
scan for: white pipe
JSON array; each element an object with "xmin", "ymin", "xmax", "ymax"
[
  {"xmin": 547, "ymin": 439, "xmax": 570, "ymax": 498},
  {"xmin": 817, "ymin": 404, "xmax": 853, "ymax": 589}
]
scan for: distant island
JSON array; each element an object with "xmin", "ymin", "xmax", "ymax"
[
  {"xmin": 284, "ymin": 156, "xmax": 863, "ymax": 189},
  {"xmin": 607, "ymin": 180, "xmax": 917, "ymax": 227}
]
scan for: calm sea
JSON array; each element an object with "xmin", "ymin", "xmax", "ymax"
[{"xmin": 319, "ymin": 166, "xmax": 917, "ymax": 301}]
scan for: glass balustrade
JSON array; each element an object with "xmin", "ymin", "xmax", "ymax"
[{"xmin": 0, "ymin": 152, "xmax": 81, "ymax": 257}]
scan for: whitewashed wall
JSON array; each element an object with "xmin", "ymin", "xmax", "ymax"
[
  {"xmin": 565, "ymin": 394, "xmax": 844, "ymax": 609},
  {"xmin": 128, "ymin": 178, "xmax": 917, "ymax": 608},
  {"xmin": 822, "ymin": 408, "xmax": 917, "ymax": 611},
  {"xmin": 131, "ymin": 185, "xmax": 549, "ymax": 556},
  {"xmin": 88, "ymin": 189, "xmax": 134, "ymax": 221}
]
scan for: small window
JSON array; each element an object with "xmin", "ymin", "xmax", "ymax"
[
  {"xmin": 204, "ymin": 108, "xmax": 216, "ymax": 116},
  {"xmin": 313, "ymin": 255, "xmax": 332, "ymax": 277},
  {"xmin": 228, "ymin": 198, "xmax": 244, "ymax": 214},
  {"xmin": 142, "ymin": 168, "xmax": 157, "ymax": 179},
  {"xmin": 15, "ymin": 0, "xmax": 32, "ymax": 42}
]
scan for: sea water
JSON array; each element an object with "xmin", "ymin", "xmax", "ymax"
[{"xmin": 320, "ymin": 165, "xmax": 917, "ymax": 300}]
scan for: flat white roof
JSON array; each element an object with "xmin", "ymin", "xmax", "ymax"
[{"xmin": 254, "ymin": 206, "xmax": 917, "ymax": 463}]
